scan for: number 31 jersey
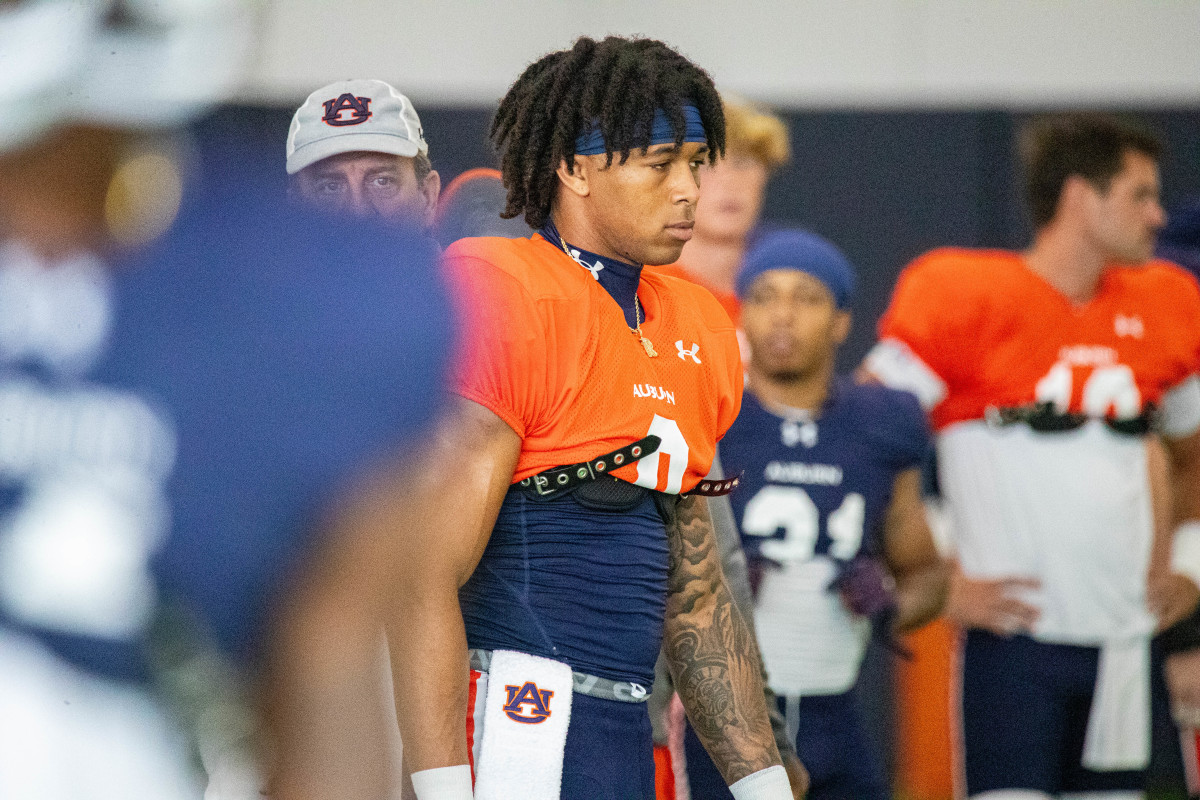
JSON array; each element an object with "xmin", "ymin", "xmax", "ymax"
[
  {"xmin": 720, "ymin": 381, "xmax": 928, "ymax": 696},
  {"xmin": 868, "ymin": 248, "xmax": 1200, "ymax": 644}
]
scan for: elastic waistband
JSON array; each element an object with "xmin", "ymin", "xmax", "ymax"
[{"xmin": 468, "ymin": 648, "xmax": 650, "ymax": 704}]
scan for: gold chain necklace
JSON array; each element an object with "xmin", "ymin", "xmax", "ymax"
[{"xmin": 557, "ymin": 237, "xmax": 657, "ymax": 357}]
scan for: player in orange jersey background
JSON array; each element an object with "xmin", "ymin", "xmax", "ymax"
[{"xmin": 867, "ymin": 114, "xmax": 1200, "ymax": 800}]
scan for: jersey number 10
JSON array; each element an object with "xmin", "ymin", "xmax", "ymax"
[{"xmin": 1035, "ymin": 361, "xmax": 1142, "ymax": 417}]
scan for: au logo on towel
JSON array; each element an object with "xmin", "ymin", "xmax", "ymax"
[{"xmin": 503, "ymin": 681, "xmax": 554, "ymax": 724}]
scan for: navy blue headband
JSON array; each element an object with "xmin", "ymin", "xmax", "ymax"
[{"xmin": 574, "ymin": 104, "xmax": 707, "ymax": 156}]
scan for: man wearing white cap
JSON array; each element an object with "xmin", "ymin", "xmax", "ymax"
[{"xmin": 286, "ymin": 79, "xmax": 441, "ymax": 228}]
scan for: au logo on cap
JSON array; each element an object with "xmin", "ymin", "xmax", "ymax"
[
  {"xmin": 321, "ymin": 93, "xmax": 372, "ymax": 127},
  {"xmin": 502, "ymin": 681, "xmax": 553, "ymax": 724}
]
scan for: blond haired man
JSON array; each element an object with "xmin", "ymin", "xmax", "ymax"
[{"xmin": 660, "ymin": 96, "xmax": 790, "ymax": 323}]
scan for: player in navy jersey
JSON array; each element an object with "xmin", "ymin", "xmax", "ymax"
[
  {"xmin": 683, "ymin": 229, "xmax": 948, "ymax": 800},
  {"xmin": 0, "ymin": 4, "xmax": 451, "ymax": 799}
]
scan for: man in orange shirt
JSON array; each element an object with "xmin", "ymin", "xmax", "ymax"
[
  {"xmin": 867, "ymin": 114, "xmax": 1200, "ymax": 800},
  {"xmin": 388, "ymin": 36, "xmax": 800, "ymax": 800}
]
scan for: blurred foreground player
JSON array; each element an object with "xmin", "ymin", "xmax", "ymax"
[
  {"xmin": 867, "ymin": 114, "xmax": 1200, "ymax": 799},
  {"xmin": 286, "ymin": 79, "xmax": 441, "ymax": 228},
  {"xmin": 684, "ymin": 231, "xmax": 947, "ymax": 800},
  {"xmin": 389, "ymin": 36, "xmax": 797, "ymax": 800},
  {"xmin": 0, "ymin": 3, "xmax": 451, "ymax": 799}
]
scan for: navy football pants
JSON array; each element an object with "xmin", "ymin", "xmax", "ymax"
[
  {"xmin": 560, "ymin": 693, "xmax": 656, "ymax": 800},
  {"xmin": 961, "ymin": 630, "xmax": 1145, "ymax": 796}
]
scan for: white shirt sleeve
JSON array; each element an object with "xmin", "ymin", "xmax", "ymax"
[
  {"xmin": 863, "ymin": 338, "xmax": 948, "ymax": 412},
  {"xmin": 1160, "ymin": 374, "xmax": 1200, "ymax": 439}
]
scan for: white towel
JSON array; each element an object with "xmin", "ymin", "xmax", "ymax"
[
  {"xmin": 1082, "ymin": 636, "xmax": 1151, "ymax": 771},
  {"xmin": 474, "ymin": 650, "xmax": 573, "ymax": 800}
]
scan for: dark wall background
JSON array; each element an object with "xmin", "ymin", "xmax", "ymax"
[{"xmin": 203, "ymin": 104, "xmax": 1200, "ymax": 374}]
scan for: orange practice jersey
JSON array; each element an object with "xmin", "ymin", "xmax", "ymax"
[
  {"xmin": 446, "ymin": 234, "xmax": 743, "ymax": 494},
  {"xmin": 877, "ymin": 248, "xmax": 1200, "ymax": 433},
  {"xmin": 878, "ymin": 248, "xmax": 1200, "ymax": 799}
]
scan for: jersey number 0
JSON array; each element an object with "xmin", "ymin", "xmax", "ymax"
[{"xmin": 633, "ymin": 415, "xmax": 689, "ymax": 495}]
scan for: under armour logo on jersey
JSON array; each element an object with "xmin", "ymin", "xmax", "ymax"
[
  {"xmin": 503, "ymin": 681, "xmax": 554, "ymax": 724},
  {"xmin": 781, "ymin": 419, "xmax": 818, "ymax": 448},
  {"xmin": 321, "ymin": 94, "xmax": 373, "ymax": 126},
  {"xmin": 1114, "ymin": 314, "xmax": 1144, "ymax": 339},
  {"xmin": 567, "ymin": 249, "xmax": 603, "ymax": 280},
  {"xmin": 676, "ymin": 341, "xmax": 701, "ymax": 363}
]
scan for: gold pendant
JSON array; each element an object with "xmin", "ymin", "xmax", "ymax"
[{"xmin": 640, "ymin": 334, "xmax": 657, "ymax": 358}]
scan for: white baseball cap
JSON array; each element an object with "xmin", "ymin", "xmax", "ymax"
[
  {"xmin": 0, "ymin": 0, "xmax": 254, "ymax": 154},
  {"xmin": 286, "ymin": 79, "xmax": 428, "ymax": 175}
]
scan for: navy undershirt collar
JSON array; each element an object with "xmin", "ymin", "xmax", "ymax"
[{"xmin": 540, "ymin": 219, "xmax": 642, "ymax": 328}]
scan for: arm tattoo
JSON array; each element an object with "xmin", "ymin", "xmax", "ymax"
[{"xmin": 663, "ymin": 494, "xmax": 781, "ymax": 784}]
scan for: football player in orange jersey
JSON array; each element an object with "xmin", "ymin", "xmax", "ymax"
[
  {"xmin": 866, "ymin": 114, "xmax": 1200, "ymax": 800},
  {"xmin": 388, "ymin": 36, "xmax": 799, "ymax": 800}
]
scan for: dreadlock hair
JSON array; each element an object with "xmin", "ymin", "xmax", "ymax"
[{"xmin": 491, "ymin": 36, "xmax": 726, "ymax": 229}]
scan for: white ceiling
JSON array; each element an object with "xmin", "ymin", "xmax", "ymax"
[{"xmin": 245, "ymin": 0, "xmax": 1200, "ymax": 109}]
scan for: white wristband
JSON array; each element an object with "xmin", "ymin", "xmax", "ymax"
[
  {"xmin": 1173, "ymin": 520, "xmax": 1200, "ymax": 589},
  {"xmin": 728, "ymin": 764, "xmax": 793, "ymax": 800},
  {"xmin": 410, "ymin": 764, "xmax": 473, "ymax": 800}
]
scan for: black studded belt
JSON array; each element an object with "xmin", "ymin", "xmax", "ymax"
[
  {"xmin": 516, "ymin": 434, "xmax": 742, "ymax": 501},
  {"xmin": 688, "ymin": 474, "xmax": 742, "ymax": 496},
  {"xmin": 517, "ymin": 435, "xmax": 661, "ymax": 500}
]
